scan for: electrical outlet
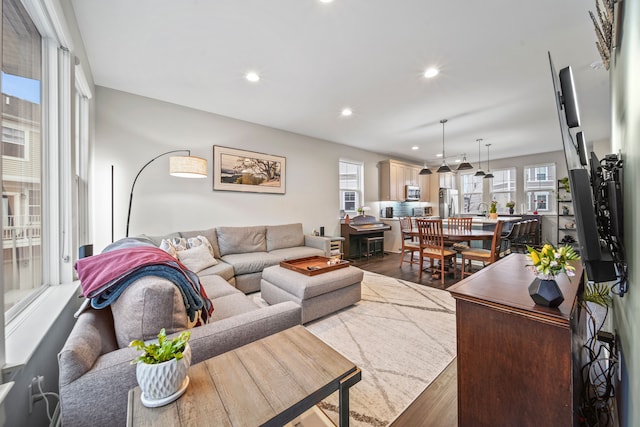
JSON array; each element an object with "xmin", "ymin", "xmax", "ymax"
[{"xmin": 28, "ymin": 375, "xmax": 45, "ymax": 414}]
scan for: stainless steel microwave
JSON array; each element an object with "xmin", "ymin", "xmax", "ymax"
[{"xmin": 405, "ymin": 185, "xmax": 420, "ymax": 201}]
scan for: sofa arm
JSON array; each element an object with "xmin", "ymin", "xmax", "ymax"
[
  {"xmin": 304, "ymin": 235, "xmax": 331, "ymax": 257},
  {"xmin": 58, "ymin": 301, "xmax": 301, "ymax": 427},
  {"xmin": 187, "ymin": 301, "xmax": 302, "ymax": 364}
]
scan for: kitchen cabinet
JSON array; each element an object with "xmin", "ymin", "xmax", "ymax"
[
  {"xmin": 438, "ymin": 172, "xmax": 458, "ymax": 190},
  {"xmin": 419, "ymin": 173, "xmax": 431, "ymax": 202},
  {"xmin": 379, "ymin": 160, "xmax": 421, "ymax": 201}
]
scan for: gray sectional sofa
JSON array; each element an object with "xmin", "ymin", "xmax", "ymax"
[{"xmin": 58, "ymin": 223, "xmax": 331, "ymax": 427}]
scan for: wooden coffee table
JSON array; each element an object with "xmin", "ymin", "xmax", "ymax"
[{"xmin": 126, "ymin": 325, "xmax": 361, "ymax": 427}]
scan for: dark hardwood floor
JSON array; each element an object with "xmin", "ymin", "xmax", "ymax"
[
  {"xmin": 348, "ymin": 251, "xmax": 467, "ymax": 291},
  {"xmin": 349, "ymin": 251, "xmax": 460, "ymax": 426}
]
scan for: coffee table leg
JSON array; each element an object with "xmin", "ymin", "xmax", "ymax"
[{"xmin": 339, "ymin": 369, "xmax": 362, "ymax": 427}]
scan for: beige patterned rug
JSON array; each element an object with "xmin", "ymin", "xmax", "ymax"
[{"xmin": 255, "ymin": 271, "xmax": 457, "ymax": 426}]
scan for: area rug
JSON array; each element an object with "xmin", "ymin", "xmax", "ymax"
[{"xmin": 253, "ymin": 271, "xmax": 457, "ymax": 427}]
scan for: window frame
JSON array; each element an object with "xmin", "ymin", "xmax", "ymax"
[
  {"xmin": 490, "ymin": 167, "xmax": 517, "ymax": 213},
  {"xmin": 460, "ymin": 172, "xmax": 484, "ymax": 213},
  {"xmin": 339, "ymin": 159, "xmax": 363, "ymax": 215},
  {"xmin": 524, "ymin": 163, "xmax": 556, "ymax": 213}
]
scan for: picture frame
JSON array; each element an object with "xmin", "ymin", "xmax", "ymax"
[{"xmin": 212, "ymin": 145, "xmax": 286, "ymax": 194}]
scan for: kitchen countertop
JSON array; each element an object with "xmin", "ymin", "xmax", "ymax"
[{"xmin": 471, "ymin": 216, "xmax": 522, "ymax": 224}]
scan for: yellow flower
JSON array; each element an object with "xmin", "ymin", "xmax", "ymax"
[{"xmin": 530, "ymin": 250, "xmax": 540, "ymax": 265}]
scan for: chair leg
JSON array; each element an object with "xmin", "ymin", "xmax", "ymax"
[
  {"xmin": 440, "ymin": 257, "xmax": 445, "ymax": 285},
  {"xmin": 418, "ymin": 253, "xmax": 424, "ymax": 281}
]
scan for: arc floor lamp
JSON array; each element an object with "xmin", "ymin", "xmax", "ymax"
[{"xmin": 125, "ymin": 150, "xmax": 207, "ymax": 237}]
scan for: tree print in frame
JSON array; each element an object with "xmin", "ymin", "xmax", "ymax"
[{"xmin": 213, "ymin": 146, "xmax": 286, "ymax": 194}]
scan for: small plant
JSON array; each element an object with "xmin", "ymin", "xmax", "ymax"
[
  {"xmin": 489, "ymin": 200, "xmax": 498, "ymax": 213},
  {"xmin": 506, "ymin": 201, "xmax": 515, "ymax": 208},
  {"xmin": 130, "ymin": 328, "xmax": 191, "ymax": 364},
  {"xmin": 526, "ymin": 244, "xmax": 580, "ymax": 279},
  {"xmin": 559, "ymin": 176, "xmax": 570, "ymax": 193}
]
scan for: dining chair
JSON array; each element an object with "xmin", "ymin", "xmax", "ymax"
[
  {"xmin": 415, "ymin": 218, "xmax": 457, "ymax": 285},
  {"xmin": 399, "ymin": 216, "xmax": 420, "ymax": 267},
  {"xmin": 460, "ymin": 220, "xmax": 504, "ymax": 277},
  {"xmin": 446, "ymin": 217, "xmax": 473, "ymax": 251}
]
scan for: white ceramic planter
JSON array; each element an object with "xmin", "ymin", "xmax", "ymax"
[{"xmin": 136, "ymin": 344, "xmax": 191, "ymax": 401}]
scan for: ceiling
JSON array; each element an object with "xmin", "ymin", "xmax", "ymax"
[{"xmin": 69, "ymin": 0, "xmax": 610, "ymax": 166}]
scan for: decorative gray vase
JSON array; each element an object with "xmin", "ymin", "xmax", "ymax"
[{"xmin": 528, "ymin": 277, "xmax": 564, "ymax": 308}]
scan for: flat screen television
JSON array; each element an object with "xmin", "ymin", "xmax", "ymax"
[{"xmin": 548, "ymin": 52, "xmax": 625, "ymax": 289}]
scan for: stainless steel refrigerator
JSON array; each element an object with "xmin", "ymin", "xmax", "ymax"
[{"xmin": 438, "ymin": 188, "xmax": 459, "ymax": 218}]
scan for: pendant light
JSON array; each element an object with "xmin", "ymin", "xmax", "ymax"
[
  {"xmin": 483, "ymin": 143, "xmax": 494, "ymax": 179},
  {"xmin": 456, "ymin": 152, "xmax": 473, "ymax": 171},
  {"xmin": 437, "ymin": 119, "xmax": 452, "ymax": 173},
  {"xmin": 474, "ymin": 138, "xmax": 485, "ymax": 177},
  {"xmin": 419, "ymin": 162, "xmax": 432, "ymax": 175}
]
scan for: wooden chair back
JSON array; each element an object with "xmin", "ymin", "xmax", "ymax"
[
  {"xmin": 447, "ymin": 217, "xmax": 473, "ymax": 234},
  {"xmin": 399, "ymin": 216, "xmax": 413, "ymax": 232},
  {"xmin": 416, "ymin": 218, "xmax": 445, "ymax": 251},
  {"xmin": 489, "ymin": 220, "xmax": 505, "ymax": 262}
]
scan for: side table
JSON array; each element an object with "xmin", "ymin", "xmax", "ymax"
[{"xmin": 127, "ymin": 325, "xmax": 361, "ymax": 427}]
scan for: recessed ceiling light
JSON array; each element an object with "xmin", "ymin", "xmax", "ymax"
[
  {"xmin": 319, "ymin": 0, "xmax": 334, "ymax": 3},
  {"xmin": 423, "ymin": 67, "xmax": 439, "ymax": 78},
  {"xmin": 412, "ymin": 146, "xmax": 419, "ymax": 150},
  {"xmin": 436, "ymin": 153, "xmax": 443, "ymax": 158},
  {"xmin": 245, "ymin": 72, "xmax": 260, "ymax": 82},
  {"xmin": 455, "ymin": 159, "xmax": 461, "ymax": 163},
  {"xmin": 341, "ymin": 108, "xmax": 353, "ymax": 117}
]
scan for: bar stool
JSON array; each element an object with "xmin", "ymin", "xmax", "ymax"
[{"xmin": 362, "ymin": 236, "xmax": 385, "ymax": 259}]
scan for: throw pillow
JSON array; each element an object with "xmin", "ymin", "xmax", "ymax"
[
  {"xmin": 177, "ymin": 243, "xmax": 218, "ymax": 273},
  {"xmin": 186, "ymin": 235, "xmax": 215, "ymax": 255},
  {"xmin": 159, "ymin": 239, "xmax": 178, "ymax": 258}
]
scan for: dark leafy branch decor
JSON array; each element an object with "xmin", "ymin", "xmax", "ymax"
[{"xmin": 589, "ymin": 0, "xmax": 615, "ymax": 70}]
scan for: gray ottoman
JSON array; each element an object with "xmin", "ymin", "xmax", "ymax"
[{"xmin": 261, "ymin": 265, "xmax": 363, "ymax": 323}]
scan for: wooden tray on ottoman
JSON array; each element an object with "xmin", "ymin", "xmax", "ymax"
[{"xmin": 279, "ymin": 256, "xmax": 350, "ymax": 276}]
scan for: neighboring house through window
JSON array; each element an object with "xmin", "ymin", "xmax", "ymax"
[
  {"xmin": 524, "ymin": 164, "xmax": 556, "ymax": 212},
  {"xmin": 460, "ymin": 172, "xmax": 483, "ymax": 213}
]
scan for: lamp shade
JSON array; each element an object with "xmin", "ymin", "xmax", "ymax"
[
  {"xmin": 169, "ymin": 156, "xmax": 208, "ymax": 178},
  {"xmin": 419, "ymin": 166, "xmax": 432, "ymax": 175},
  {"xmin": 457, "ymin": 153, "xmax": 473, "ymax": 171},
  {"xmin": 437, "ymin": 163, "xmax": 452, "ymax": 173}
]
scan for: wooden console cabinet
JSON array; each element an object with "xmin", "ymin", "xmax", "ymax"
[{"xmin": 448, "ymin": 254, "xmax": 584, "ymax": 427}]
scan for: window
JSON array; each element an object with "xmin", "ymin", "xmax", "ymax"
[
  {"xmin": 491, "ymin": 168, "xmax": 516, "ymax": 212},
  {"xmin": 460, "ymin": 173, "xmax": 483, "ymax": 213},
  {"xmin": 339, "ymin": 160, "xmax": 363, "ymax": 213},
  {"xmin": 2, "ymin": 125, "xmax": 26, "ymax": 158},
  {"xmin": 2, "ymin": 0, "xmax": 43, "ymax": 315},
  {"xmin": 524, "ymin": 164, "xmax": 556, "ymax": 212}
]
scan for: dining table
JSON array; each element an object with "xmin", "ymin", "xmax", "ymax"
[{"xmin": 404, "ymin": 228, "xmax": 496, "ymax": 241}]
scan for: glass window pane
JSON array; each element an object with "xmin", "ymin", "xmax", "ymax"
[
  {"xmin": 2, "ymin": 0, "xmax": 43, "ymax": 313},
  {"xmin": 461, "ymin": 173, "xmax": 483, "ymax": 213},
  {"xmin": 339, "ymin": 161, "xmax": 363, "ymax": 213}
]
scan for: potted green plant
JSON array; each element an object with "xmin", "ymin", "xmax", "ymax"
[
  {"xmin": 489, "ymin": 200, "xmax": 498, "ymax": 219},
  {"xmin": 525, "ymin": 244, "xmax": 580, "ymax": 307},
  {"xmin": 506, "ymin": 201, "xmax": 515, "ymax": 214},
  {"xmin": 130, "ymin": 328, "xmax": 192, "ymax": 406},
  {"xmin": 559, "ymin": 176, "xmax": 570, "ymax": 193}
]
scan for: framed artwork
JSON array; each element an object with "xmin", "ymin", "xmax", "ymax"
[{"xmin": 212, "ymin": 146, "xmax": 286, "ymax": 194}]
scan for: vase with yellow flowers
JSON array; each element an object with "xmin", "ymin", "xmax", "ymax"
[{"xmin": 526, "ymin": 244, "xmax": 580, "ymax": 307}]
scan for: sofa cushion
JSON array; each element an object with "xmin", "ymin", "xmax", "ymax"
[
  {"xmin": 181, "ymin": 228, "xmax": 221, "ymax": 259},
  {"xmin": 217, "ymin": 225, "xmax": 266, "ymax": 256},
  {"xmin": 197, "ymin": 260, "xmax": 235, "ymax": 282},
  {"xmin": 110, "ymin": 276, "xmax": 190, "ymax": 348},
  {"xmin": 269, "ymin": 246, "xmax": 324, "ymax": 261},
  {"xmin": 200, "ymin": 275, "xmax": 241, "ymax": 299},
  {"xmin": 210, "ymin": 293, "xmax": 259, "ymax": 322},
  {"xmin": 266, "ymin": 223, "xmax": 305, "ymax": 252},
  {"xmin": 221, "ymin": 252, "xmax": 281, "ymax": 276},
  {"xmin": 177, "ymin": 244, "xmax": 218, "ymax": 273}
]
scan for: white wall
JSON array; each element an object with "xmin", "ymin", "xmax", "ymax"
[
  {"xmin": 610, "ymin": 0, "xmax": 640, "ymax": 425},
  {"xmin": 92, "ymin": 87, "xmax": 386, "ymax": 251}
]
